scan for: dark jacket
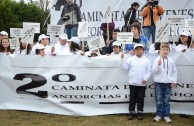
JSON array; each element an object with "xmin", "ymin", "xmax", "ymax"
[
  {"xmin": 124, "ymin": 8, "xmax": 137, "ymax": 26},
  {"xmin": 61, "ymin": 3, "xmax": 82, "ymax": 28}
]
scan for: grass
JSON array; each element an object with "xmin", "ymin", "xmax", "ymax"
[{"xmin": 0, "ymin": 110, "xmax": 193, "ymax": 126}]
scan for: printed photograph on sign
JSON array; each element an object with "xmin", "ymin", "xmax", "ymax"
[
  {"xmin": 10, "ymin": 38, "xmax": 20, "ymax": 50},
  {"xmin": 23, "ymin": 22, "xmax": 40, "ymax": 33},
  {"xmin": 47, "ymin": 24, "xmax": 64, "ymax": 35},
  {"xmin": 155, "ymin": 21, "xmax": 170, "ymax": 43},
  {"xmin": 78, "ymin": 22, "xmax": 88, "ymax": 38},
  {"xmin": 10, "ymin": 28, "xmax": 23, "ymax": 38},
  {"xmin": 117, "ymin": 32, "xmax": 133, "ymax": 44},
  {"xmin": 185, "ymin": 19, "xmax": 194, "ymax": 28},
  {"xmin": 87, "ymin": 36, "xmax": 105, "ymax": 51}
]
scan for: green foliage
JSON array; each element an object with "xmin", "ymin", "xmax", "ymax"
[{"xmin": 0, "ymin": 0, "xmax": 48, "ymax": 40}]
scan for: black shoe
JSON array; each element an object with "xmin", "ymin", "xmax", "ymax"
[
  {"xmin": 128, "ymin": 112, "xmax": 135, "ymax": 120},
  {"xmin": 137, "ymin": 112, "xmax": 144, "ymax": 120}
]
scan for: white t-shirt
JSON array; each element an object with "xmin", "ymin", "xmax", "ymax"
[
  {"xmin": 176, "ymin": 44, "xmax": 188, "ymax": 52},
  {"xmin": 14, "ymin": 49, "xmax": 33, "ymax": 55},
  {"xmin": 54, "ymin": 42, "xmax": 70, "ymax": 55},
  {"xmin": 32, "ymin": 43, "xmax": 52, "ymax": 55}
]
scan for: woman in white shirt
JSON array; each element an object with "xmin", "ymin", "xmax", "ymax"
[
  {"xmin": 68, "ymin": 37, "xmax": 84, "ymax": 55},
  {"xmin": 176, "ymin": 31, "xmax": 192, "ymax": 52},
  {"xmin": 14, "ymin": 41, "xmax": 33, "ymax": 55}
]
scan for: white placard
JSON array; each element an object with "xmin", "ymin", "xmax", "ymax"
[
  {"xmin": 167, "ymin": 15, "xmax": 186, "ymax": 27},
  {"xmin": 10, "ymin": 28, "xmax": 23, "ymax": 38},
  {"xmin": 155, "ymin": 21, "xmax": 170, "ymax": 43},
  {"xmin": 117, "ymin": 32, "xmax": 133, "ymax": 44},
  {"xmin": 9, "ymin": 38, "xmax": 20, "ymax": 50},
  {"xmin": 23, "ymin": 22, "xmax": 40, "ymax": 33},
  {"xmin": 87, "ymin": 36, "xmax": 105, "ymax": 51},
  {"xmin": 185, "ymin": 19, "xmax": 194, "ymax": 28},
  {"xmin": 47, "ymin": 24, "xmax": 64, "ymax": 35},
  {"xmin": 22, "ymin": 25, "xmax": 35, "ymax": 44},
  {"xmin": 78, "ymin": 22, "xmax": 88, "ymax": 37},
  {"xmin": 103, "ymin": 6, "xmax": 112, "ymax": 23}
]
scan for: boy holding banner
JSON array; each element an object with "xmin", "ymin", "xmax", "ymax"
[
  {"xmin": 152, "ymin": 44, "xmax": 177, "ymax": 123},
  {"xmin": 121, "ymin": 44, "xmax": 151, "ymax": 120}
]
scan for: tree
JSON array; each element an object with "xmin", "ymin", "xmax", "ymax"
[{"xmin": 0, "ymin": 0, "xmax": 48, "ymax": 40}]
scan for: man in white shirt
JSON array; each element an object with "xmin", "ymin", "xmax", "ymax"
[
  {"xmin": 53, "ymin": 33, "xmax": 70, "ymax": 55},
  {"xmin": 32, "ymin": 34, "xmax": 51, "ymax": 55}
]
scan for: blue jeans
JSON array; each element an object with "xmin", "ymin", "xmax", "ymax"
[
  {"xmin": 143, "ymin": 27, "xmax": 155, "ymax": 43},
  {"xmin": 65, "ymin": 26, "xmax": 78, "ymax": 39},
  {"xmin": 155, "ymin": 82, "xmax": 171, "ymax": 117}
]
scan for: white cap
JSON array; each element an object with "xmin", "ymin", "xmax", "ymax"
[
  {"xmin": 59, "ymin": 33, "xmax": 68, "ymax": 40},
  {"xmin": 38, "ymin": 34, "xmax": 49, "ymax": 42},
  {"xmin": 70, "ymin": 37, "xmax": 80, "ymax": 44},
  {"xmin": 181, "ymin": 31, "xmax": 191, "ymax": 37},
  {"xmin": 134, "ymin": 44, "xmax": 144, "ymax": 50},
  {"xmin": 36, "ymin": 44, "xmax": 45, "ymax": 50},
  {"xmin": 0, "ymin": 31, "xmax": 8, "ymax": 36},
  {"xmin": 112, "ymin": 41, "xmax": 121, "ymax": 47}
]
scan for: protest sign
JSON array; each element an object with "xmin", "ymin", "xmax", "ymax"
[
  {"xmin": 9, "ymin": 38, "xmax": 20, "ymax": 50},
  {"xmin": 10, "ymin": 28, "xmax": 23, "ymax": 38},
  {"xmin": 117, "ymin": 32, "xmax": 133, "ymax": 44},
  {"xmin": 21, "ymin": 25, "xmax": 35, "ymax": 44},
  {"xmin": 155, "ymin": 21, "xmax": 170, "ymax": 43},
  {"xmin": 167, "ymin": 15, "xmax": 186, "ymax": 27},
  {"xmin": 103, "ymin": 6, "xmax": 112, "ymax": 23},
  {"xmin": 23, "ymin": 22, "xmax": 40, "ymax": 33},
  {"xmin": 78, "ymin": 22, "xmax": 88, "ymax": 37},
  {"xmin": 47, "ymin": 24, "xmax": 64, "ymax": 35},
  {"xmin": 185, "ymin": 19, "xmax": 194, "ymax": 28},
  {"xmin": 87, "ymin": 36, "xmax": 105, "ymax": 51}
]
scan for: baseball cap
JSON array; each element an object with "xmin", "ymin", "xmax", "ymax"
[
  {"xmin": 36, "ymin": 44, "xmax": 45, "ymax": 50},
  {"xmin": 70, "ymin": 37, "xmax": 80, "ymax": 45},
  {"xmin": 0, "ymin": 31, "xmax": 8, "ymax": 36},
  {"xmin": 134, "ymin": 44, "xmax": 144, "ymax": 50},
  {"xmin": 112, "ymin": 41, "xmax": 121, "ymax": 47},
  {"xmin": 180, "ymin": 31, "xmax": 191, "ymax": 37},
  {"xmin": 38, "ymin": 34, "xmax": 49, "ymax": 42},
  {"xmin": 59, "ymin": 33, "xmax": 68, "ymax": 40}
]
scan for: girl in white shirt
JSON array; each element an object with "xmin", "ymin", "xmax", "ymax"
[
  {"xmin": 176, "ymin": 31, "xmax": 192, "ymax": 52},
  {"xmin": 14, "ymin": 42, "xmax": 33, "ymax": 55},
  {"xmin": 69, "ymin": 37, "xmax": 84, "ymax": 55}
]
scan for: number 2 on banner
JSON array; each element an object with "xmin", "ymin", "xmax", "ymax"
[{"xmin": 13, "ymin": 74, "xmax": 48, "ymax": 98}]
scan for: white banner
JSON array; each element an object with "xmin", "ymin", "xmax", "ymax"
[
  {"xmin": 51, "ymin": 0, "xmax": 194, "ymax": 36},
  {"xmin": 0, "ymin": 52, "xmax": 194, "ymax": 116}
]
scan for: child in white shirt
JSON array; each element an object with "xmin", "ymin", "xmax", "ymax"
[
  {"xmin": 152, "ymin": 44, "xmax": 177, "ymax": 123},
  {"xmin": 121, "ymin": 44, "xmax": 151, "ymax": 120}
]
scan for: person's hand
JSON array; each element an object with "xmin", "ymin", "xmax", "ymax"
[
  {"xmin": 171, "ymin": 83, "xmax": 176, "ymax": 88},
  {"xmin": 106, "ymin": 39, "xmax": 110, "ymax": 46},
  {"xmin": 142, "ymin": 80, "xmax": 147, "ymax": 85},
  {"xmin": 51, "ymin": 47, "xmax": 55, "ymax": 53},
  {"xmin": 128, "ymin": 50, "xmax": 135, "ymax": 55},
  {"xmin": 158, "ymin": 60, "xmax": 161, "ymax": 65},
  {"xmin": 121, "ymin": 53, "xmax": 124, "ymax": 59},
  {"xmin": 190, "ymin": 43, "xmax": 194, "ymax": 49},
  {"xmin": 80, "ymin": 52, "xmax": 85, "ymax": 56},
  {"xmin": 182, "ymin": 49, "xmax": 186, "ymax": 52}
]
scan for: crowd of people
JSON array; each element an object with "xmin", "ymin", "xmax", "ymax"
[{"xmin": 0, "ymin": 0, "xmax": 194, "ymax": 123}]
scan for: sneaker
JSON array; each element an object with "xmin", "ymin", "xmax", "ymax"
[
  {"xmin": 137, "ymin": 111, "xmax": 144, "ymax": 120},
  {"xmin": 164, "ymin": 116, "xmax": 172, "ymax": 123},
  {"xmin": 153, "ymin": 116, "xmax": 162, "ymax": 121},
  {"xmin": 128, "ymin": 111, "xmax": 135, "ymax": 120}
]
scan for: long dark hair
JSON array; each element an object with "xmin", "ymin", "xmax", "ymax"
[
  {"xmin": 177, "ymin": 36, "xmax": 191, "ymax": 48},
  {"xmin": 19, "ymin": 43, "xmax": 31, "ymax": 55},
  {"xmin": 0, "ymin": 38, "xmax": 12, "ymax": 53},
  {"xmin": 70, "ymin": 42, "xmax": 81, "ymax": 54}
]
